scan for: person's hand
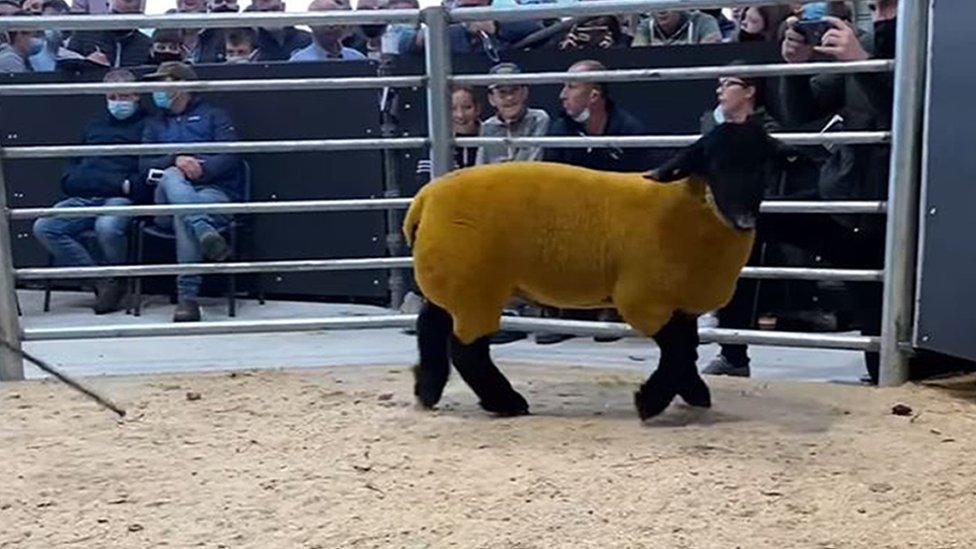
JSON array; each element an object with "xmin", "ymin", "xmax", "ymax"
[
  {"xmin": 465, "ymin": 20, "xmax": 496, "ymax": 36},
  {"xmin": 558, "ymin": 31, "xmax": 581, "ymax": 50},
  {"xmin": 814, "ymin": 16, "xmax": 869, "ymax": 61},
  {"xmin": 175, "ymin": 156, "xmax": 204, "ymax": 180},
  {"xmin": 87, "ymin": 46, "xmax": 109, "ymax": 66},
  {"xmin": 781, "ymin": 16, "xmax": 813, "ymax": 64}
]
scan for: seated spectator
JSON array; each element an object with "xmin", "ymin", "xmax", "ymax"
[
  {"xmin": 32, "ymin": 69, "xmax": 148, "ymax": 315},
  {"xmin": 538, "ymin": 59, "xmax": 650, "ymax": 344},
  {"xmin": 476, "ymin": 62, "xmax": 549, "ymax": 165},
  {"xmin": 225, "ymin": 27, "xmax": 257, "ymax": 63},
  {"xmin": 631, "ymin": 10, "xmax": 721, "ymax": 46},
  {"xmin": 140, "ymin": 62, "xmax": 244, "ymax": 323},
  {"xmin": 736, "ymin": 6, "xmax": 792, "ymax": 43},
  {"xmin": 190, "ymin": 0, "xmax": 241, "ymax": 63},
  {"xmin": 28, "ymin": 0, "xmax": 79, "ymax": 72},
  {"xmin": 174, "ymin": 0, "xmax": 207, "ymax": 62},
  {"xmin": 150, "ymin": 29, "xmax": 185, "ymax": 64},
  {"xmin": 543, "ymin": 15, "xmax": 631, "ymax": 50},
  {"xmin": 0, "ymin": 15, "xmax": 43, "ymax": 73},
  {"xmin": 412, "ymin": 0, "xmax": 543, "ymax": 58},
  {"xmin": 290, "ymin": 0, "xmax": 367, "ymax": 61},
  {"xmin": 701, "ymin": 8, "xmax": 736, "ymax": 41},
  {"xmin": 451, "ymin": 84, "xmax": 482, "ymax": 169},
  {"xmin": 66, "ymin": 0, "xmax": 152, "ymax": 67},
  {"xmin": 249, "ymin": 0, "xmax": 312, "ymax": 61},
  {"xmin": 382, "ymin": 0, "xmax": 420, "ymax": 55},
  {"xmin": 414, "ymin": 85, "xmax": 484, "ymax": 185},
  {"xmin": 350, "ymin": 0, "xmax": 385, "ymax": 59},
  {"xmin": 70, "ymin": 0, "xmax": 107, "ymax": 13},
  {"xmin": 543, "ymin": 59, "xmax": 649, "ymax": 172}
]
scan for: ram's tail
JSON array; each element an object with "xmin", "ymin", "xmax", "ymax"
[{"xmin": 402, "ymin": 186, "xmax": 428, "ymax": 247}]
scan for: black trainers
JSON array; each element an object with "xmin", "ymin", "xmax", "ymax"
[
  {"xmin": 534, "ymin": 333, "xmax": 574, "ymax": 345},
  {"xmin": 93, "ymin": 278, "xmax": 128, "ymax": 315},
  {"xmin": 173, "ymin": 299, "xmax": 202, "ymax": 322},
  {"xmin": 200, "ymin": 230, "xmax": 230, "ymax": 262}
]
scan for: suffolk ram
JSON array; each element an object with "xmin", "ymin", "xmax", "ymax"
[{"xmin": 403, "ymin": 123, "xmax": 791, "ymax": 420}]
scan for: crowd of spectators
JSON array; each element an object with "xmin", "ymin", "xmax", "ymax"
[
  {"xmin": 0, "ymin": 1, "xmax": 861, "ymax": 70},
  {"xmin": 4, "ymin": 0, "xmax": 899, "ymax": 383}
]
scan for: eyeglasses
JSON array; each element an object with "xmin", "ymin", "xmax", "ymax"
[{"xmin": 718, "ymin": 78, "xmax": 748, "ymax": 89}]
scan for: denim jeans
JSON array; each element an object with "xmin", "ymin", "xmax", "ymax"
[
  {"xmin": 32, "ymin": 196, "xmax": 133, "ymax": 268},
  {"xmin": 153, "ymin": 167, "xmax": 230, "ymax": 299}
]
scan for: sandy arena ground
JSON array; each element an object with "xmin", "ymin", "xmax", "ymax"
[{"xmin": 2, "ymin": 363, "xmax": 975, "ymax": 548}]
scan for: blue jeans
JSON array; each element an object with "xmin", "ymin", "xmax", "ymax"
[
  {"xmin": 32, "ymin": 196, "xmax": 133, "ymax": 268},
  {"xmin": 153, "ymin": 167, "xmax": 230, "ymax": 299}
]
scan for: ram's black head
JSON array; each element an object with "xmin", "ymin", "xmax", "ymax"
[{"xmin": 646, "ymin": 123, "xmax": 793, "ymax": 231}]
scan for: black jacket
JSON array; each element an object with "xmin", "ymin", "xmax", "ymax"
[
  {"xmin": 254, "ymin": 27, "xmax": 312, "ymax": 62},
  {"xmin": 543, "ymin": 102, "xmax": 653, "ymax": 172},
  {"xmin": 66, "ymin": 29, "xmax": 152, "ymax": 67},
  {"xmin": 140, "ymin": 99, "xmax": 244, "ymax": 200},
  {"xmin": 61, "ymin": 109, "xmax": 150, "ymax": 202},
  {"xmin": 190, "ymin": 28, "xmax": 227, "ymax": 64}
]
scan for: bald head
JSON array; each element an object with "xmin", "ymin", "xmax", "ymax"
[{"xmin": 309, "ymin": 0, "xmax": 351, "ymax": 50}]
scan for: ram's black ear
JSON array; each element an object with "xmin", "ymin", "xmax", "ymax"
[{"xmin": 643, "ymin": 137, "xmax": 705, "ymax": 182}]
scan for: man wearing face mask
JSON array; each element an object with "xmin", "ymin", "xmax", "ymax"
[
  {"xmin": 140, "ymin": 62, "xmax": 244, "ymax": 323},
  {"xmin": 32, "ymin": 69, "xmax": 148, "ymax": 315},
  {"xmin": 704, "ymin": 0, "xmax": 897, "ymax": 384},
  {"xmin": 537, "ymin": 59, "xmax": 650, "ymax": 345},
  {"xmin": 150, "ymin": 29, "xmax": 185, "ymax": 64},
  {"xmin": 66, "ymin": 0, "xmax": 152, "ymax": 67},
  {"xmin": 290, "ymin": 0, "xmax": 367, "ymax": 61},
  {"xmin": 27, "ymin": 0, "xmax": 81, "ymax": 72},
  {"xmin": 249, "ymin": 0, "xmax": 311, "ymax": 61},
  {"xmin": 0, "ymin": 19, "xmax": 44, "ymax": 72}
]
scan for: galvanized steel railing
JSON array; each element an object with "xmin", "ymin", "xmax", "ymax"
[{"xmin": 0, "ymin": 0, "xmax": 927, "ymax": 386}]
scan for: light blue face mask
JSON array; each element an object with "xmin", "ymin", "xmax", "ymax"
[
  {"xmin": 152, "ymin": 91, "xmax": 173, "ymax": 110},
  {"xmin": 713, "ymin": 106, "xmax": 726, "ymax": 124},
  {"xmin": 802, "ymin": 2, "xmax": 828, "ymax": 20},
  {"xmin": 27, "ymin": 37, "xmax": 45, "ymax": 56},
  {"xmin": 107, "ymin": 99, "xmax": 138, "ymax": 120}
]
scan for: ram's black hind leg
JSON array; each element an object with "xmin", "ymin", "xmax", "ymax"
[
  {"xmin": 413, "ymin": 300, "xmax": 453, "ymax": 409},
  {"xmin": 450, "ymin": 335, "xmax": 529, "ymax": 416},
  {"xmin": 635, "ymin": 312, "xmax": 710, "ymax": 420}
]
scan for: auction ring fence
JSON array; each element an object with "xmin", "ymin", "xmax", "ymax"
[{"xmin": 0, "ymin": 0, "xmax": 929, "ymax": 386}]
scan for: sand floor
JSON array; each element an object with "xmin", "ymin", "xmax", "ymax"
[{"xmin": 2, "ymin": 363, "xmax": 975, "ymax": 548}]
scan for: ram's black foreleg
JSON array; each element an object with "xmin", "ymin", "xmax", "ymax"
[
  {"xmin": 450, "ymin": 335, "xmax": 529, "ymax": 416},
  {"xmin": 635, "ymin": 312, "xmax": 711, "ymax": 420}
]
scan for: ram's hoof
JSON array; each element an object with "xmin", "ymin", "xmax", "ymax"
[
  {"xmin": 677, "ymin": 375, "xmax": 712, "ymax": 408},
  {"xmin": 413, "ymin": 363, "xmax": 446, "ymax": 410},
  {"xmin": 480, "ymin": 390, "xmax": 530, "ymax": 417},
  {"xmin": 634, "ymin": 383, "xmax": 677, "ymax": 421}
]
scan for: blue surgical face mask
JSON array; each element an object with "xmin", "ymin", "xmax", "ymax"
[
  {"xmin": 713, "ymin": 105, "xmax": 726, "ymax": 124},
  {"xmin": 107, "ymin": 99, "xmax": 138, "ymax": 120},
  {"xmin": 802, "ymin": 2, "xmax": 827, "ymax": 20},
  {"xmin": 152, "ymin": 91, "xmax": 173, "ymax": 110},
  {"xmin": 27, "ymin": 37, "xmax": 45, "ymax": 56}
]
